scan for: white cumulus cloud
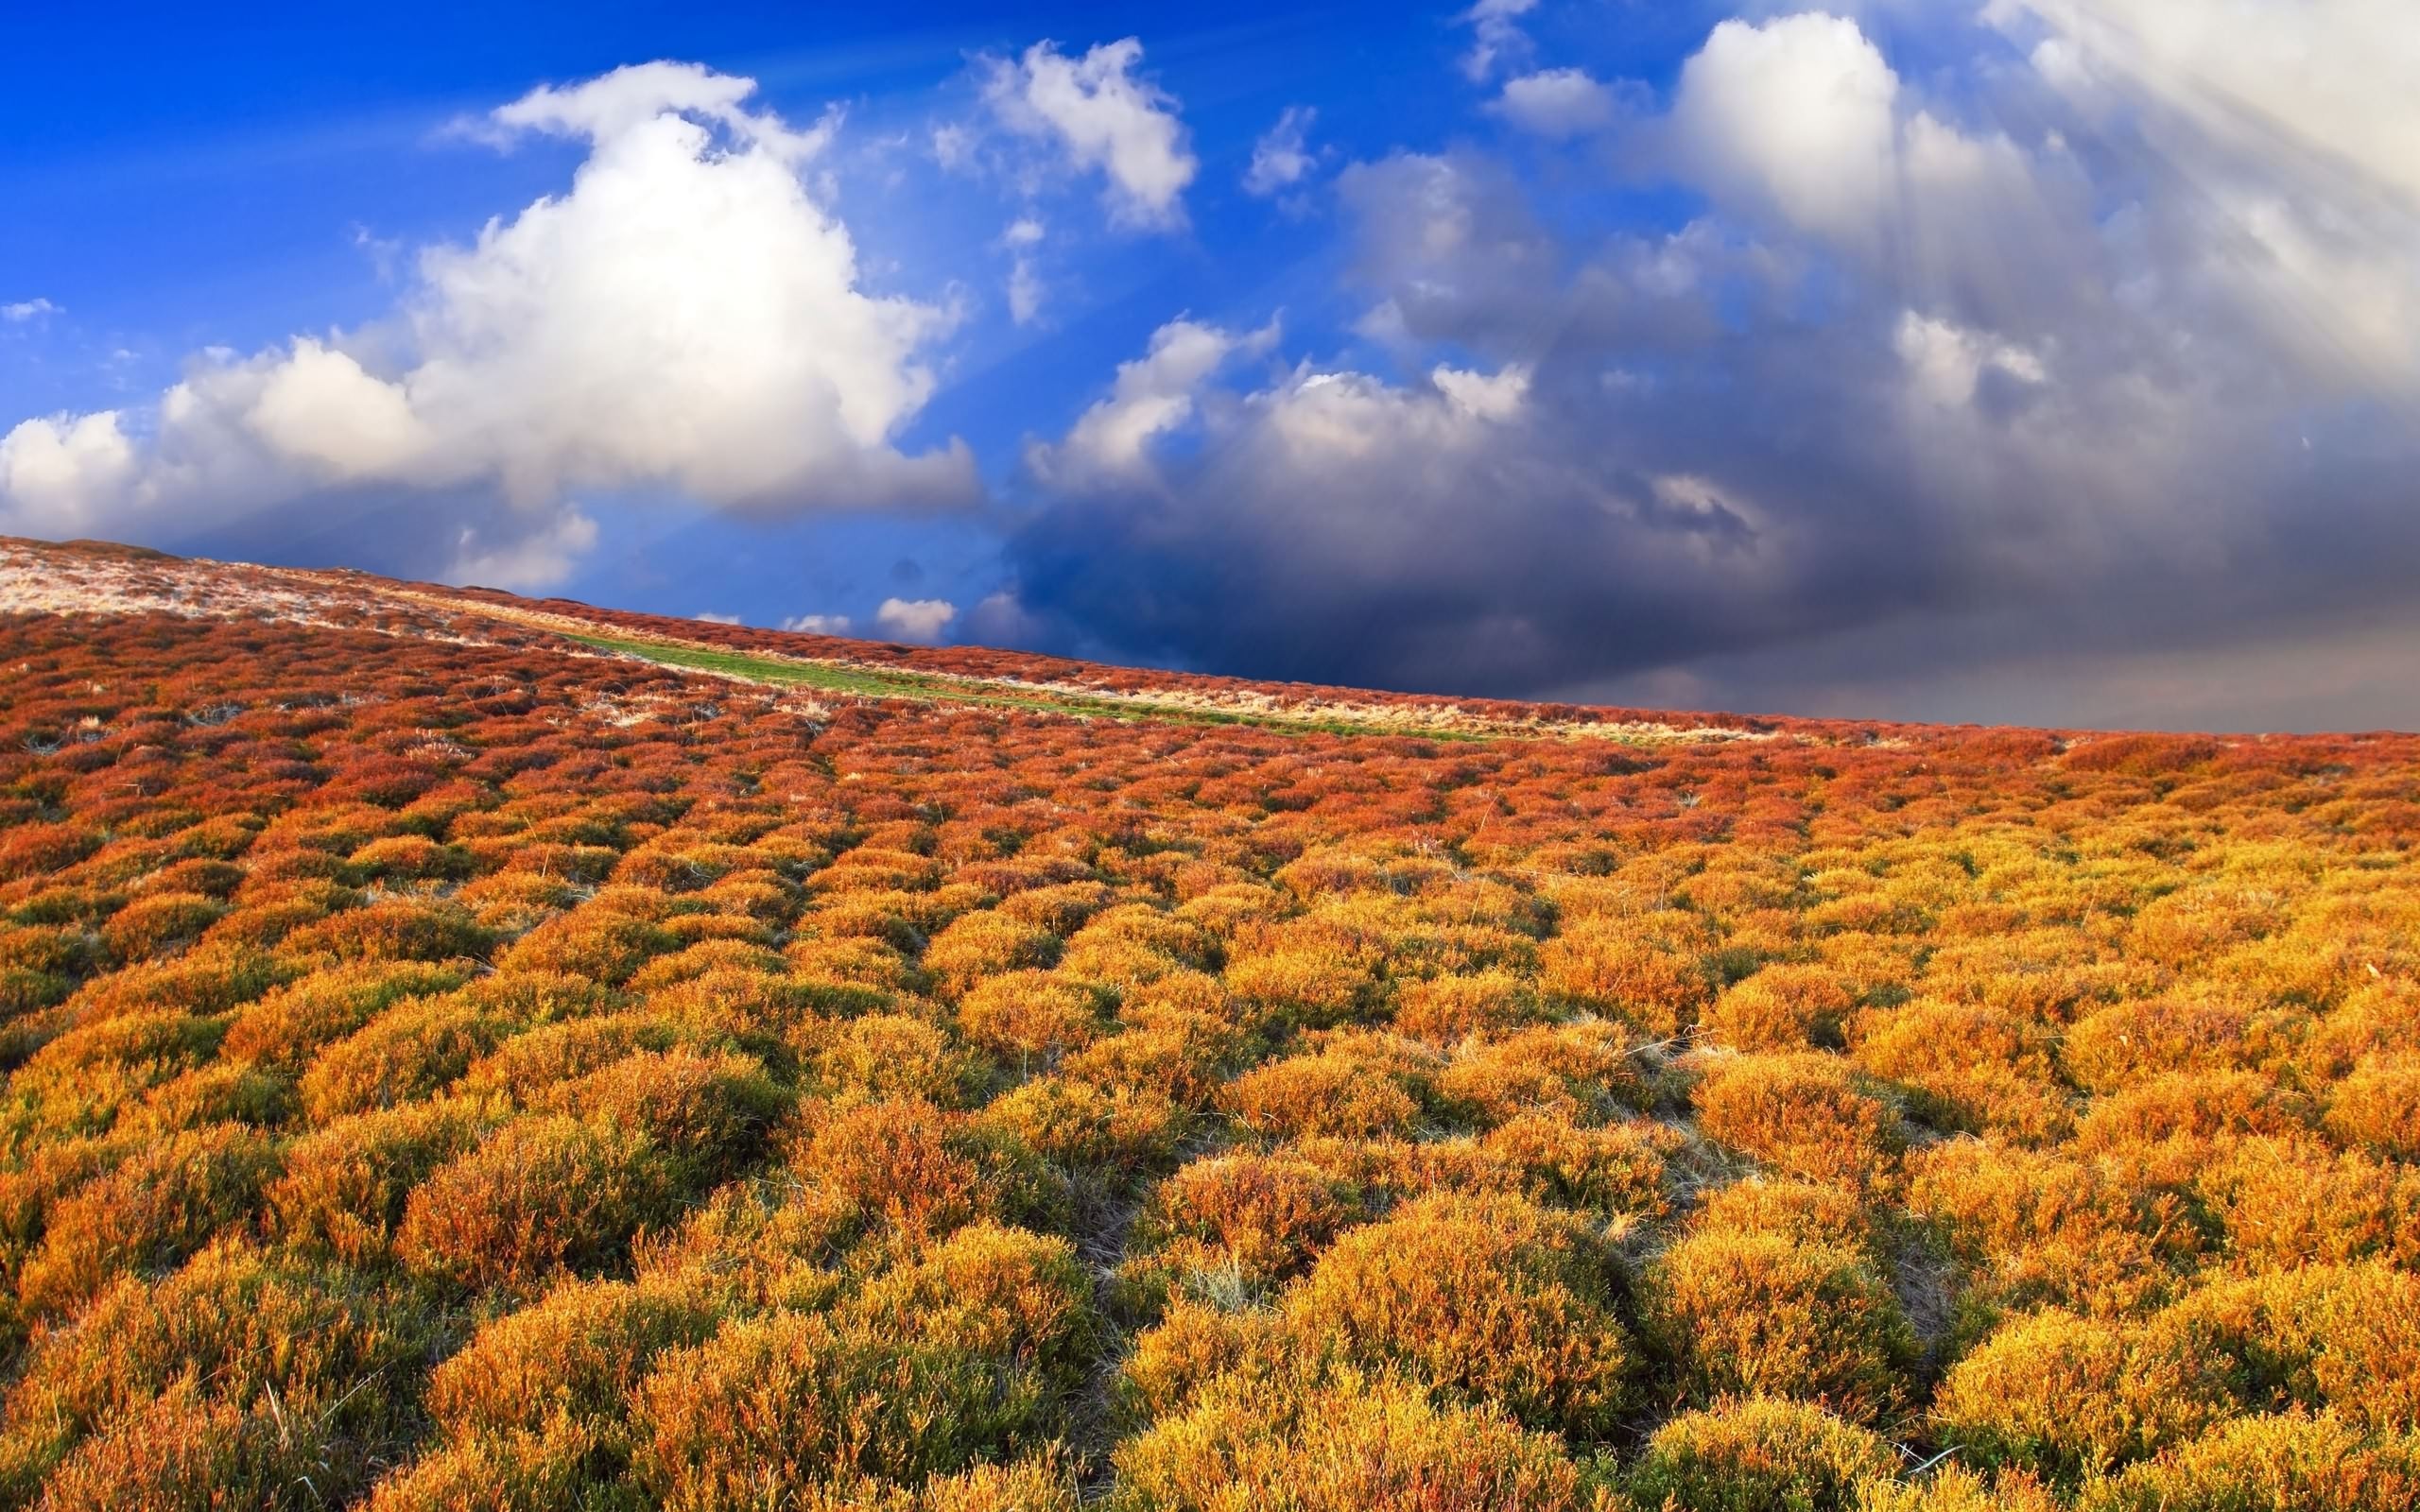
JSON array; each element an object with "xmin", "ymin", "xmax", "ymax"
[
  {"xmin": 0, "ymin": 60, "xmax": 976, "ymax": 580},
  {"xmin": 1493, "ymin": 70, "xmax": 1621, "ymax": 138},
  {"xmin": 448, "ymin": 509, "xmax": 599, "ymax": 592},
  {"xmin": 781, "ymin": 612, "xmax": 855, "ymax": 635},
  {"xmin": 980, "ymin": 39, "xmax": 1197, "ymax": 229},
  {"xmin": 1027, "ymin": 317, "xmax": 1278, "ymax": 490},
  {"xmin": 1458, "ymin": 0, "xmax": 1539, "ymax": 82},
  {"xmin": 1244, "ymin": 107, "xmax": 1318, "ymax": 196},
  {"xmin": 874, "ymin": 596, "xmax": 958, "ymax": 644},
  {"xmin": 1670, "ymin": 14, "xmax": 1902, "ymax": 246}
]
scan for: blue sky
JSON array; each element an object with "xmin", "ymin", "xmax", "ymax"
[{"xmin": 7, "ymin": 2, "xmax": 2420, "ymax": 731}]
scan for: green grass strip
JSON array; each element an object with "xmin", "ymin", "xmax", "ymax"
[{"xmin": 560, "ymin": 632, "xmax": 1483, "ymax": 739}]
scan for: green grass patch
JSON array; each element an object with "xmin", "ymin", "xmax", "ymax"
[{"xmin": 560, "ymin": 632, "xmax": 1470, "ymax": 739}]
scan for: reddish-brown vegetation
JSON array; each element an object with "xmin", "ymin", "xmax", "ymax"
[{"xmin": 1, "ymin": 536, "xmax": 2416, "ymax": 1507}]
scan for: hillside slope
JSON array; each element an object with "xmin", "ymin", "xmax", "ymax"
[{"xmin": 0, "ymin": 536, "xmax": 2415, "ymax": 1509}]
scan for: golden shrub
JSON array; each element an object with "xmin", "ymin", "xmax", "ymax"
[
  {"xmin": 980, "ymin": 1075, "xmax": 1183, "ymax": 1175},
  {"xmin": 1282, "ymin": 1191, "xmax": 1634, "ymax": 1435},
  {"xmin": 922, "ymin": 910, "xmax": 1062, "ymax": 993},
  {"xmin": 1479, "ymin": 1110, "xmax": 1679, "ymax": 1218},
  {"xmin": 1704, "ymin": 963, "xmax": 1858, "ymax": 1052},
  {"xmin": 2135, "ymin": 1263, "xmax": 2420, "ymax": 1435},
  {"xmin": 533, "ymin": 1046, "xmax": 788, "ymax": 1189},
  {"xmin": 811, "ymin": 1012, "xmax": 982, "ymax": 1108},
  {"xmin": 266, "ymin": 1097, "xmax": 490, "ymax": 1265},
  {"xmin": 97, "ymin": 890, "xmax": 226, "ymax": 962},
  {"xmin": 363, "ymin": 1416, "xmax": 608, "ymax": 1512},
  {"xmin": 2079, "ymin": 1411, "xmax": 2418, "ymax": 1512},
  {"xmin": 790, "ymin": 1097, "xmax": 1058, "ymax": 1238},
  {"xmin": 297, "ymin": 995, "xmax": 510, "ymax": 1123},
  {"xmin": 1064, "ymin": 1008, "xmax": 1249, "ymax": 1109},
  {"xmin": 17, "ymin": 1123, "xmax": 280, "ymax": 1316},
  {"xmin": 1392, "ymin": 970, "xmax": 1551, "ymax": 1044},
  {"xmin": 2325, "ymin": 1053, "xmax": 2420, "ymax": 1160},
  {"xmin": 1848, "ymin": 1001, "xmax": 2068, "ymax": 1142},
  {"xmin": 457, "ymin": 1012, "xmax": 680, "ymax": 1104},
  {"xmin": 1224, "ymin": 1047, "xmax": 1428, "ymax": 1141},
  {"xmin": 1126, "ymin": 1152, "xmax": 1355, "ymax": 1301},
  {"xmin": 630, "ymin": 1312, "xmax": 1040, "ymax": 1506},
  {"xmin": 1109, "ymin": 1373, "xmax": 1590, "ymax": 1512},
  {"xmin": 1539, "ymin": 919, "xmax": 1710, "ymax": 1037},
  {"xmin": 1909, "ymin": 1139, "xmax": 2198, "ymax": 1318},
  {"xmin": 1116, "ymin": 1297, "xmax": 1287, "ymax": 1422},
  {"xmin": 1626, "ymin": 1396, "xmax": 1896, "ymax": 1512},
  {"xmin": 848, "ymin": 1221, "xmax": 1098, "ymax": 1404},
  {"xmin": 396, "ymin": 1115, "xmax": 672, "ymax": 1294},
  {"xmin": 1436, "ymin": 1020, "xmax": 1649, "ymax": 1126},
  {"xmin": 1640, "ymin": 1227, "xmax": 1917, "ymax": 1422},
  {"xmin": 425, "ymin": 1274, "xmax": 718, "ymax": 1440},
  {"xmin": 958, "ymin": 969, "xmax": 1104, "ymax": 1061},
  {"xmin": 631, "ymin": 1177, "xmax": 860, "ymax": 1312},
  {"xmin": 1693, "ymin": 1177, "xmax": 1876, "ymax": 1254},
  {"xmin": 1693, "ymin": 1052, "xmax": 1906, "ymax": 1191},
  {"xmin": 1934, "ymin": 1308, "xmax": 2212, "ymax": 1484},
  {"xmin": 31, "ymin": 1379, "xmax": 319, "ymax": 1512},
  {"xmin": 0, "ymin": 1242, "xmax": 417, "ymax": 1501},
  {"xmin": 1855, "ymin": 1465, "xmax": 2061, "ymax": 1512},
  {"xmin": 220, "ymin": 959, "xmax": 470, "ymax": 1071}
]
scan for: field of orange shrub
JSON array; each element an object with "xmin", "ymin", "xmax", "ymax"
[{"xmin": 0, "ymin": 541, "xmax": 2416, "ymax": 1509}]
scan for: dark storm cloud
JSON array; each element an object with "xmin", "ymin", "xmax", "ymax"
[{"xmin": 989, "ymin": 9, "xmax": 2420, "ymax": 729}]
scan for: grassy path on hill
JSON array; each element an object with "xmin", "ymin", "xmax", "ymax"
[{"xmin": 561, "ymin": 631, "xmax": 1473, "ymax": 740}]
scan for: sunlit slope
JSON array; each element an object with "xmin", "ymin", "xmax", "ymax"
[{"xmin": 0, "ymin": 534, "xmax": 2414, "ymax": 1509}]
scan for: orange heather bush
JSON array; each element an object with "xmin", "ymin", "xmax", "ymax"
[
  {"xmin": 979, "ymin": 1074, "xmax": 1182, "ymax": 1176},
  {"xmin": 1933, "ymin": 1308, "xmax": 2213, "ymax": 1485},
  {"xmin": 297, "ymin": 993, "xmax": 512, "ymax": 1121},
  {"xmin": 1625, "ymin": 1396, "xmax": 1897, "ymax": 1512},
  {"xmin": 1223, "ymin": 1040, "xmax": 1433, "ymax": 1141},
  {"xmin": 1110, "ymin": 1373, "xmax": 1592, "ymax": 1512},
  {"xmin": 1848, "ymin": 1001, "xmax": 2070, "ymax": 1143},
  {"xmin": 1539, "ymin": 919, "xmax": 1710, "ymax": 1037},
  {"xmin": 1116, "ymin": 1297, "xmax": 1288, "ymax": 1421},
  {"xmin": 922, "ymin": 910, "xmax": 1063, "ymax": 993},
  {"xmin": 534, "ymin": 1046, "xmax": 788, "ymax": 1189},
  {"xmin": 266, "ymin": 1097, "xmax": 491, "ymax": 1264},
  {"xmin": 2325, "ymin": 1052, "xmax": 2420, "ymax": 1160},
  {"xmin": 1123, "ymin": 1151, "xmax": 1357, "ymax": 1303},
  {"xmin": 789, "ymin": 1096, "xmax": 1061, "ymax": 1238},
  {"xmin": 810, "ymin": 1012, "xmax": 984, "ymax": 1108},
  {"xmin": 1909, "ymin": 1139, "xmax": 2201, "ymax": 1319},
  {"xmin": 847, "ymin": 1221, "xmax": 1099, "ymax": 1406},
  {"xmin": 1392, "ymin": 969, "xmax": 1552, "ymax": 1044},
  {"xmin": 1479, "ymin": 1110, "xmax": 1679, "ymax": 1217},
  {"xmin": 424, "ymin": 1274, "xmax": 720, "ymax": 1441},
  {"xmin": 958, "ymin": 969, "xmax": 1104, "ymax": 1062},
  {"xmin": 97, "ymin": 890, "xmax": 226, "ymax": 962},
  {"xmin": 1280, "ymin": 1190, "xmax": 1635, "ymax": 1436},
  {"xmin": 629, "ymin": 1311, "xmax": 1042, "ymax": 1506},
  {"xmin": 397, "ymin": 1115, "xmax": 673, "ymax": 1295},
  {"xmin": 2078, "ymin": 1411, "xmax": 2419, "ymax": 1512},
  {"xmin": 2133, "ymin": 1263, "xmax": 2420, "ymax": 1434},
  {"xmin": 16, "ymin": 1123, "xmax": 280, "ymax": 1316},
  {"xmin": 1693, "ymin": 1051, "xmax": 1907, "ymax": 1191},
  {"xmin": 0, "ymin": 1240, "xmax": 424, "ymax": 1502},
  {"xmin": 1703, "ymin": 962, "xmax": 1858, "ymax": 1052},
  {"xmin": 1436, "ymin": 1020, "xmax": 1650, "ymax": 1126},
  {"xmin": 362, "ymin": 1415, "xmax": 612, "ymax": 1512},
  {"xmin": 1692, "ymin": 1177, "xmax": 1877, "ymax": 1255},
  {"xmin": 220, "ymin": 959, "xmax": 470, "ymax": 1070},
  {"xmin": 1641, "ymin": 1227, "xmax": 1919, "ymax": 1422}
]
